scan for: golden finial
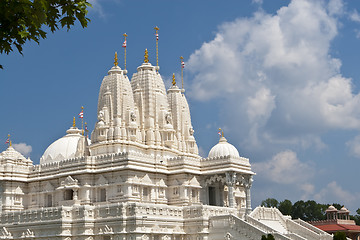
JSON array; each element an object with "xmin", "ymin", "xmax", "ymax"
[
  {"xmin": 144, "ymin": 48, "xmax": 149, "ymax": 63},
  {"xmin": 172, "ymin": 73, "xmax": 176, "ymax": 86},
  {"xmin": 114, "ymin": 52, "xmax": 118, "ymax": 67},
  {"xmin": 218, "ymin": 128, "xmax": 224, "ymax": 137},
  {"xmin": 9, "ymin": 140, "xmax": 12, "ymax": 147},
  {"xmin": 73, "ymin": 117, "xmax": 76, "ymax": 127}
]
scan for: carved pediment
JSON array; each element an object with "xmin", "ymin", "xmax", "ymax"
[
  {"xmin": 169, "ymin": 179, "xmax": 180, "ymax": 186},
  {"xmin": 14, "ymin": 186, "xmax": 23, "ymax": 194},
  {"xmin": 141, "ymin": 174, "xmax": 153, "ymax": 185},
  {"xmin": 96, "ymin": 175, "xmax": 108, "ymax": 186},
  {"xmin": 44, "ymin": 182, "xmax": 54, "ymax": 192},
  {"xmin": 128, "ymin": 175, "xmax": 140, "ymax": 184},
  {"xmin": 157, "ymin": 179, "xmax": 167, "ymax": 187},
  {"xmin": 115, "ymin": 175, "xmax": 123, "ymax": 183},
  {"xmin": 189, "ymin": 176, "xmax": 200, "ymax": 186},
  {"xmin": 61, "ymin": 176, "xmax": 79, "ymax": 187}
]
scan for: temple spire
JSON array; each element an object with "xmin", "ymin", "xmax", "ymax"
[
  {"xmin": 144, "ymin": 48, "xmax": 149, "ymax": 63},
  {"xmin": 73, "ymin": 117, "xmax": 76, "ymax": 127}
]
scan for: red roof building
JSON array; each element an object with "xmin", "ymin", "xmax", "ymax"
[{"xmin": 310, "ymin": 206, "xmax": 360, "ymax": 240}]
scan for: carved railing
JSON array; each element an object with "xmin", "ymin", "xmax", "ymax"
[
  {"xmin": 245, "ymin": 215, "xmax": 280, "ymax": 233},
  {"xmin": 286, "ymin": 218, "xmax": 332, "ymax": 240},
  {"xmin": 293, "ymin": 219, "xmax": 333, "ymax": 240},
  {"xmin": 210, "ymin": 215, "xmax": 291, "ymax": 240}
]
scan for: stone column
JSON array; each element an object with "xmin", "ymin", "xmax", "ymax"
[
  {"xmin": 73, "ymin": 188, "xmax": 78, "ymax": 201},
  {"xmin": 244, "ymin": 176, "xmax": 253, "ymax": 215},
  {"xmin": 225, "ymin": 172, "xmax": 236, "ymax": 208}
]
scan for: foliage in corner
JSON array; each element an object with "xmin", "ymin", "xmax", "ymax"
[
  {"xmin": 333, "ymin": 231, "xmax": 347, "ymax": 240},
  {"xmin": 261, "ymin": 234, "xmax": 275, "ymax": 240},
  {"xmin": 0, "ymin": 0, "xmax": 92, "ymax": 68}
]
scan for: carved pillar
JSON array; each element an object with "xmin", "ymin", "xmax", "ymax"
[
  {"xmin": 244, "ymin": 176, "xmax": 253, "ymax": 215},
  {"xmin": 73, "ymin": 189, "xmax": 78, "ymax": 201},
  {"xmin": 225, "ymin": 172, "xmax": 236, "ymax": 208}
]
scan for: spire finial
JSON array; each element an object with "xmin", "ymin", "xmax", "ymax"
[
  {"xmin": 180, "ymin": 56, "xmax": 185, "ymax": 91},
  {"xmin": 80, "ymin": 106, "xmax": 84, "ymax": 136},
  {"xmin": 73, "ymin": 117, "xmax": 76, "ymax": 127},
  {"xmin": 122, "ymin": 33, "xmax": 127, "ymax": 70},
  {"xmin": 154, "ymin": 26, "xmax": 159, "ymax": 69},
  {"xmin": 144, "ymin": 48, "xmax": 149, "ymax": 63},
  {"xmin": 172, "ymin": 73, "xmax": 176, "ymax": 86},
  {"xmin": 218, "ymin": 128, "xmax": 224, "ymax": 138},
  {"xmin": 114, "ymin": 52, "xmax": 118, "ymax": 67},
  {"xmin": 5, "ymin": 134, "xmax": 10, "ymax": 147}
]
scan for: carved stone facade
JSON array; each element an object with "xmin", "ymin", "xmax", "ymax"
[{"xmin": 0, "ymin": 54, "xmax": 332, "ymax": 240}]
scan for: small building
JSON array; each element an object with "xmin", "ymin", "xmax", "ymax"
[{"xmin": 310, "ymin": 205, "xmax": 360, "ymax": 240}]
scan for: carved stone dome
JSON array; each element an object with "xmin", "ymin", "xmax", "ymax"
[
  {"xmin": 41, "ymin": 126, "xmax": 89, "ymax": 164},
  {"xmin": 208, "ymin": 137, "xmax": 240, "ymax": 158}
]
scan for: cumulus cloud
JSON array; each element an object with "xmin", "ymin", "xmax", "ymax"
[
  {"xmin": 314, "ymin": 181, "xmax": 359, "ymax": 205},
  {"xmin": 13, "ymin": 143, "xmax": 32, "ymax": 157},
  {"xmin": 187, "ymin": 0, "xmax": 360, "ymax": 150},
  {"xmin": 350, "ymin": 9, "xmax": 360, "ymax": 23},
  {"xmin": 346, "ymin": 135, "xmax": 360, "ymax": 158},
  {"xmin": 252, "ymin": 150, "xmax": 314, "ymax": 184}
]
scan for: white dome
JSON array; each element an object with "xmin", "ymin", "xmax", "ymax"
[
  {"xmin": 40, "ymin": 127, "xmax": 89, "ymax": 164},
  {"xmin": 208, "ymin": 137, "xmax": 240, "ymax": 158}
]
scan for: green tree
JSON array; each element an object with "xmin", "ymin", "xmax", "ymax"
[
  {"xmin": 261, "ymin": 198, "xmax": 279, "ymax": 208},
  {"xmin": 278, "ymin": 199, "xmax": 292, "ymax": 216},
  {"xmin": 292, "ymin": 200, "xmax": 306, "ymax": 220},
  {"xmin": 0, "ymin": 0, "xmax": 91, "ymax": 68},
  {"xmin": 333, "ymin": 232, "xmax": 346, "ymax": 240}
]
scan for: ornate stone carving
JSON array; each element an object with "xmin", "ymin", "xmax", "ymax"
[
  {"xmin": 224, "ymin": 232, "xmax": 232, "ymax": 240},
  {"xmin": 0, "ymin": 227, "xmax": 12, "ymax": 238},
  {"xmin": 99, "ymin": 225, "xmax": 113, "ymax": 234},
  {"xmin": 165, "ymin": 113, "xmax": 172, "ymax": 124},
  {"xmin": 61, "ymin": 176, "xmax": 79, "ymax": 187},
  {"xmin": 130, "ymin": 112, "xmax": 136, "ymax": 122},
  {"xmin": 21, "ymin": 229, "xmax": 34, "ymax": 238},
  {"xmin": 141, "ymin": 234, "xmax": 149, "ymax": 240}
]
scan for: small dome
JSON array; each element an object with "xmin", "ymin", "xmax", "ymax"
[
  {"xmin": 40, "ymin": 126, "xmax": 90, "ymax": 164},
  {"xmin": 326, "ymin": 205, "xmax": 337, "ymax": 212},
  {"xmin": 340, "ymin": 207, "xmax": 349, "ymax": 212},
  {"xmin": 208, "ymin": 137, "xmax": 240, "ymax": 158}
]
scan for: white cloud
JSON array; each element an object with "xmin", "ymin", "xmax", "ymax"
[
  {"xmin": 346, "ymin": 135, "xmax": 360, "ymax": 158},
  {"xmin": 13, "ymin": 143, "xmax": 32, "ymax": 157},
  {"xmin": 314, "ymin": 181, "xmax": 359, "ymax": 206},
  {"xmin": 187, "ymin": 0, "xmax": 360, "ymax": 150},
  {"xmin": 252, "ymin": 0, "xmax": 263, "ymax": 5},
  {"xmin": 350, "ymin": 9, "xmax": 360, "ymax": 23},
  {"xmin": 252, "ymin": 150, "xmax": 314, "ymax": 184},
  {"xmin": 247, "ymin": 87, "xmax": 275, "ymax": 122}
]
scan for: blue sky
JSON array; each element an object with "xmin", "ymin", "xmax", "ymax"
[{"xmin": 2, "ymin": 0, "xmax": 360, "ymax": 212}]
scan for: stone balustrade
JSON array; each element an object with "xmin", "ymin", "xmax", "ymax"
[
  {"xmin": 293, "ymin": 219, "xmax": 333, "ymax": 240},
  {"xmin": 286, "ymin": 218, "xmax": 332, "ymax": 240}
]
